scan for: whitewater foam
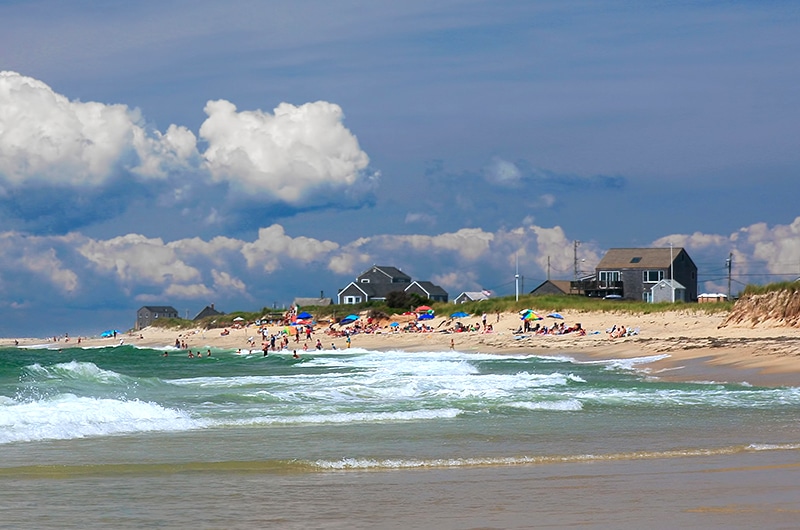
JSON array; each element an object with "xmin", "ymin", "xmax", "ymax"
[{"xmin": 0, "ymin": 394, "xmax": 203, "ymax": 444}]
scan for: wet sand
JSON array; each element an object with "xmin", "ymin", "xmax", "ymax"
[{"xmin": 3, "ymin": 447, "xmax": 798, "ymax": 529}]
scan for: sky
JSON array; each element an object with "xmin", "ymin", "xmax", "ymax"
[{"xmin": 1, "ymin": 0, "xmax": 800, "ymax": 337}]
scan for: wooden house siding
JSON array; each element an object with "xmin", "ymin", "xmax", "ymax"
[
  {"xmin": 136, "ymin": 305, "xmax": 179, "ymax": 330},
  {"xmin": 591, "ymin": 248, "xmax": 698, "ymax": 302}
]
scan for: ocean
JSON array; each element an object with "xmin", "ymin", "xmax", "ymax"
[{"xmin": 1, "ymin": 343, "xmax": 799, "ymax": 529}]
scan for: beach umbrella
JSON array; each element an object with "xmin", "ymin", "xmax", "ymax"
[
  {"xmin": 390, "ymin": 322, "xmax": 400, "ymax": 327},
  {"xmin": 450, "ymin": 311, "xmax": 470, "ymax": 318},
  {"xmin": 100, "ymin": 329, "xmax": 119, "ymax": 338},
  {"xmin": 547, "ymin": 312, "xmax": 564, "ymax": 319},
  {"xmin": 418, "ymin": 313, "xmax": 434, "ymax": 320},
  {"xmin": 521, "ymin": 310, "xmax": 542, "ymax": 321},
  {"xmin": 415, "ymin": 305, "xmax": 433, "ymax": 313},
  {"xmin": 339, "ymin": 314, "xmax": 359, "ymax": 325},
  {"xmin": 296, "ymin": 311, "xmax": 313, "ymax": 320},
  {"xmin": 233, "ymin": 316, "xmax": 245, "ymax": 322}
]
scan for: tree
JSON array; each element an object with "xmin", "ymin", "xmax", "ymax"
[{"xmin": 385, "ymin": 291, "xmax": 411, "ymax": 310}]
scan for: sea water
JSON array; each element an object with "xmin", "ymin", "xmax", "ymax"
[{"xmin": 1, "ymin": 344, "xmax": 799, "ymax": 528}]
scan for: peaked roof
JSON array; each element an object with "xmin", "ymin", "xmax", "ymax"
[
  {"xmin": 140, "ymin": 305, "xmax": 178, "ymax": 312},
  {"xmin": 530, "ymin": 280, "xmax": 572, "ymax": 294},
  {"xmin": 596, "ymin": 248, "xmax": 689, "ymax": 269},
  {"xmin": 359, "ymin": 265, "xmax": 411, "ymax": 281},
  {"xmin": 456, "ymin": 291, "xmax": 490, "ymax": 302},
  {"xmin": 193, "ymin": 305, "xmax": 224, "ymax": 320},
  {"xmin": 653, "ymin": 278, "xmax": 686, "ymax": 290},
  {"xmin": 406, "ymin": 280, "xmax": 448, "ymax": 297}
]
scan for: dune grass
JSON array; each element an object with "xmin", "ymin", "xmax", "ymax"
[
  {"xmin": 742, "ymin": 281, "xmax": 800, "ymax": 296},
  {"xmin": 146, "ymin": 291, "xmax": 743, "ymax": 332}
]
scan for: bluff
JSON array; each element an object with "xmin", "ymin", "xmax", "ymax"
[{"xmin": 720, "ymin": 288, "xmax": 800, "ymax": 328}]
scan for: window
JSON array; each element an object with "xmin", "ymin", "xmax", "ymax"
[
  {"xmin": 642, "ymin": 270, "xmax": 664, "ymax": 283},
  {"xmin": 344, "ymin": 296, "xmax": 362, "ymax": 304},
  {"xmin": 598, "ymin": 271, "xmax": 620, "ymax": 283},
  {"xmin": 360, "ymin": 278, "xmax": 370, "ymax": 283},
  {"xmin": 630, "ymin": 257, "xmax": 642, "ymax": 263}
]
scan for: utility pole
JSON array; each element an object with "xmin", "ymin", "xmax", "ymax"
[
  {"xmin": 726, "ymin": 252, "xmax": 733, "ymax": 301},
  {"xmin": 515, "ymin": 253, "xmax": 520, "ymax": 301},
  {"xmin": 573, "ymin": 240, "xmax": 581, "ymax": 281},
  {"xmin": 670, "ymin": 243, "xmax": 675, "ymax": 303},
  {"xmin": 547, "ymin": 256, "xmax": 551, "ymax": 281}
]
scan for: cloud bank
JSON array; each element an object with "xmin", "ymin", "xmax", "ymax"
[{"xmin": 0, "ymin": 71, "xmax": 377, "ymax": 233}]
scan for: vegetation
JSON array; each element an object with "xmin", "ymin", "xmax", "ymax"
[
  {"xmin": 305, "ymin": 293, "xmax": 734, "ymax": 320},
  {"xmin": 147, "ymin": 291, "xmax": 743, "ymax": 332},
  {"xmin": 741, "ymin": 281, "xmax": 800, "ymax": 296}
]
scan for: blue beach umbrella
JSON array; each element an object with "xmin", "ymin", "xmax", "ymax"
[
  {"xmin": 450, "ymin": 311, "xmax": 470, "ymax": 318},
  {"xmin": 547, "ymin": 312, "xmax": 564, "ymax": 319},
  {"xmin": 296, "ymin": 311, "xmax": 313, "ymax": 319},
  {"xmin": 339, "ymin": 314, "xmax": 359, "ymax": 325}
]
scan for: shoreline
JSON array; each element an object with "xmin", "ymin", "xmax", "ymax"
[{"xmin": 3, "ymin": 308, "xmax": 800, "ymax": 387}]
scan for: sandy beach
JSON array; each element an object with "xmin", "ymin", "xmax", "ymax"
[{"xmin": 7, "ymin": 308, "xmax": 800, "ymax": 387}]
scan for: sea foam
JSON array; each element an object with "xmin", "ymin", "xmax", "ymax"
[{"xmin": 0, "ymin": 394, "xmax": 202, "ymax": 444}]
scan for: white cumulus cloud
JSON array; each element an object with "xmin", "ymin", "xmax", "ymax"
[
  {"xmin": 241, "ymin": 224, "xmax": 340, "ymax": 272},
  {"xmin": 0, "ymin": 71, "xmax": 196, "ymax": 187},
  {"xmin": 200, "ymin": 99, "xmax": 375, "ymax": 204},
  {"xmin": 78, "ymin": 234, "xmax": 201, "ymax": 286}
]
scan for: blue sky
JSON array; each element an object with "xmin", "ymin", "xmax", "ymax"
[{"xmin": 1, "ymin": 1, "xmax": 799, "ymax": 337}]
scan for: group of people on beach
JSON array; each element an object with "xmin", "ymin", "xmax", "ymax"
[
  {"xmin": 607, "ymin": 324, "xmax": 636, "ymax": 339},
  {"xmin": 515, "ymin": 321, "xmax": 586, "ymax": 336}
]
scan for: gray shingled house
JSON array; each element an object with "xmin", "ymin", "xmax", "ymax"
[
  {"xmin": 136, "ymin": 305, "xmax": 179, "ymax": 330},
  {"xmin": 193, "ymin": 304, "xmax": 224, "ymax": 321},
  {"xmin": 337, "ymin": 265, "xmax": 448, "ymax": 304},
  {"xmin": 573, "ymin": 248, "xmax": 697, "ymax": 302}
]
